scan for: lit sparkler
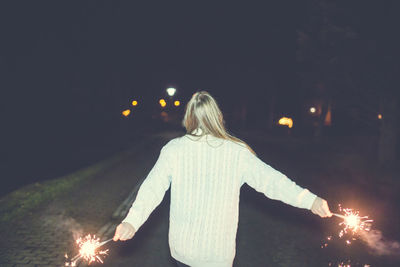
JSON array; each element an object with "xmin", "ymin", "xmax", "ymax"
[
  {"xmin": 323, "ymin": 206, "xmax": 374, "ymax": 266},
  {"xmin": 65, "ymin": 235, "xmax": 111, "ymax": 266},
  {"xmin": 333, "ymin": 207, "xmax": 373, "ymax": 238}
]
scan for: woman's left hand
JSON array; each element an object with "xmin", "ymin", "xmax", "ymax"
[{"xmin": 311, "ymin": 197, "xmax": 332, "ymax": 218}]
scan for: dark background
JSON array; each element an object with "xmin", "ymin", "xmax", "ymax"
[{"xmin": 1, "ymin": 1, "xmax": 399, "ymax": 196}]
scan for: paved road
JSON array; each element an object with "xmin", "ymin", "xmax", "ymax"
[
  {"xmin": 102, "ymin": 188, "xmax": 326, "ymax": 267},
  {"xmin": 97, "ymin": 132, "xmax": 400, "ymax": 267},
  {"xmin": 0, "ymin": 132, "xmax": 179, "ymax": 267},
  {"xmin": 1, "ymin": 131, "xmax": 399, "ymax": 266}
]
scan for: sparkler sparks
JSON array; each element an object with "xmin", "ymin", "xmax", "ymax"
[
  {"xmin": 322, "ymin": 206, "xmax": 374, "ymax": 266},
  {"xmin": 333, "ymin": 207, "xmax": 373, "ymax": 238},
  {"xmin": 322, "ymin": 206, "xmax": 373, "ymax": 249},
  {"xmin": 65, "ymin": 234, "xmax": 111, "ymax": 266}
]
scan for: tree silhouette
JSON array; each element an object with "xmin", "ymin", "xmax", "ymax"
[{"xmin": 296, "ymin": 0, "xmax": 398, "ymax": 164}]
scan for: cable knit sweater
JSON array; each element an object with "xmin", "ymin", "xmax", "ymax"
[{"xmin": 122, "ymin": 132, "xmax": 317, "ymax": 267}]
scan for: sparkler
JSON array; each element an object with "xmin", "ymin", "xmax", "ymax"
[
  {"xmin": 323, "ymin": 206, "xmax": 374, "ymax": 266},
  {"xmin": 333, "ymin": 207, "xmax": 373, "ymax": 238},
  {"xmin": 65, "ymin": 235, "xmax": 112, "ymax": 266}
]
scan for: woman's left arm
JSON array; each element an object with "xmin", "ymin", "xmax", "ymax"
[{"xmin": 241, "ymin": 148, "xmax": 318, "ymax": 210}]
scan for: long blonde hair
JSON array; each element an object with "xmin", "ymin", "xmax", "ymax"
[{"xmin": 182, "ymin": 91, "xmax": 256, "ymax": 155}]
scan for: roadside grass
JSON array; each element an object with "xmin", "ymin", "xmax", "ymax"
[{"xmin": 0, "ymin": 149, "xmax": 130, "ymax": 223}]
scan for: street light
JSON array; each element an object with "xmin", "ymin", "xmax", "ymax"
[
  {"xmin": 174, "ymin": 100, "xmax": 180, "ymax": 107},
  {"xmin": 278, "ymin": 117, "xmax": 293, "ymax": 128},
  {"xmin": 131, "ymin": 100, "xmax": 138, "ymax": 106},
  {"xmin": 122, "ymin": 109, "xmax": 131, "ymax": 117},
  {"xmin": 166, "ymin": 87, "xmax": 176, "ymax": 97},
  {"xmin": 309, "ymin": 107, "xmax": 316, "ymax": 114},
  {"xmin": 159, "ymin": 99, "xmax": 166, "ymax": 108}
]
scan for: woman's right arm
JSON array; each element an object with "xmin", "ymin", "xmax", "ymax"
[{"xmin": 115, "ymin": 143, "xmax": 173, "ymax": 240}]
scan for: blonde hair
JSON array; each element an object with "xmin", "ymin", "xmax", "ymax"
[{"xmin": 182, "ymin": 91, "xmax": 256, "ymax": 155}]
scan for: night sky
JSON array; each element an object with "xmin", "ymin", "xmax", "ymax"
[
  {"xmin": 2, "ymin": 2, "xmax": 302, "ymax": 114},
  {"xmin": 1, "ymin": 1, "xmax": 398, "ymax": 194},
  {"xmin": 2, "ymin": 2, "xmax": 397, "ymax": 119}
]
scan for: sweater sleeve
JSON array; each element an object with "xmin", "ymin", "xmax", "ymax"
[
  {"xmin": 240, "ymin": 148, "xmax": 317, "ymax": 210},
  {"xmin": 122, "ymin": 144, "xmax": 172, "ymax": 231}
]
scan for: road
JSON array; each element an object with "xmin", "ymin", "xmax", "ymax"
[
  {"xmin": 1, "ymin": 131, "xmax": 399, "ymax": 266},
  {"xmin": 97, "ymin": 132, "xmax": 400, "ymax": 267}
]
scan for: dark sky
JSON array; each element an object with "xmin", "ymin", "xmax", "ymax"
[
  {"xmin": 1, "ymin": 1, "xmax": 397, "ymax": 136},
  {"xmin": 0, "ymin": 1, "xmax": 309, "ymax": 195},
  {"xmin": 2, "ymin": 2, "xmax": 302, "ymax": 100},
  {"xmin": 1, "ymin": 1, "xmax": 398, "ymax": 195}
]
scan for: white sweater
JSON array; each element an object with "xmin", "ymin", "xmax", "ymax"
[{"xmin": 122, "ymin": 132, "xmax": 317, "ymax": 267}]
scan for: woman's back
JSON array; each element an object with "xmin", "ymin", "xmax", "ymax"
[
  {"xmin": 116, "ymin": 91, "xmax": 328, "ymax": 267},
  {"xmin": 168, "ymin": 134, "xmax": 247, "ymax": 265}
]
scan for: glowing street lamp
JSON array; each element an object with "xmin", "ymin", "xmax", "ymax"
[
  {"xmin": 378, "ymin": 114, "xmax": 382, "ymax": 120},
  {"xmin": 131, "ymin": 100, "xmax": 138, "ymax": 106},
  {"xmin": 309, "ymin": 107, "xmax": 316, "ymax": 114},
  {"xmin": 122, "ymin": 109, "xmax": 131, "ymax": 117},
  {"xmin": 159, "ymin": 99, "xmax": 166, "ymax": 108},
  {"xmin": 278, "ymin": 117, "xmax": 293, "ymax": 128},
  {"xmin": 166, "ymin": 87, "xmax": 176, "ymax": 97},
  {"xmin": 174, "ymin": 100, "xmax": 180, "ymax": 107}
]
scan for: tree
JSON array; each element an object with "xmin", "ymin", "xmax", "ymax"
[{"xmin": 296, "ymin": 0, "xmax": 398, "ymax": 164}]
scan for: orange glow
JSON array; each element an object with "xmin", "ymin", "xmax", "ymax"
[
  {"xmin": 122, "ymin": 109, "xmax": 131, "ymax": 117},
  {"xmin": 160, "ymin": 111, "xmax": 169, "ymax": 122},
  {"xmin": 131, "ymin": 100, "xmax": 138, "ymax": 106},
  {"xmin": 378, "ymin": 114, "xmax": 382, "ymax": 120},
  {"xmin": 324, "ymin": 105, "xmax": 332, "ymax": 126},
  {"xmin": 174, "ymin": 100, "xmax": 180, "ymax": 106},
  {"xmin": 278, "ymin": 117, "xmax": 293, "ymax": 128},
  {"xmin": 159, "ymin": 99, "xmax": 166, "ymax": 108}
]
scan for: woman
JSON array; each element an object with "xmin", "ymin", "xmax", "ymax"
[{"xmin": 113, "ymin": 91, "xmax": 332, "ymax": 267}]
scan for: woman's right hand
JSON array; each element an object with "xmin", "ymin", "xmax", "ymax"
[
  {"xmin": 311, "ymin": 197, "xmax": 332, "ymax": 218},
  {"xmin": 113, "ymin": 222, "xmax": 136, "ymax": 241}
]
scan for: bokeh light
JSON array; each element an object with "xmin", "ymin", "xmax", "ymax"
[
  {"xmin": 122, "ymin": 109, "xmax": 131, "ymax": 117},
  {"xmin": 159, "ymin": 99, "xmax": 166, "ymax": 108},
  {"xmin": 278, "ymin": 117, "xmax": 293, "ymax": 128},
  {"xmin": 166, "ymin": 87, "xmax": 176, "ymax": 97}
]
